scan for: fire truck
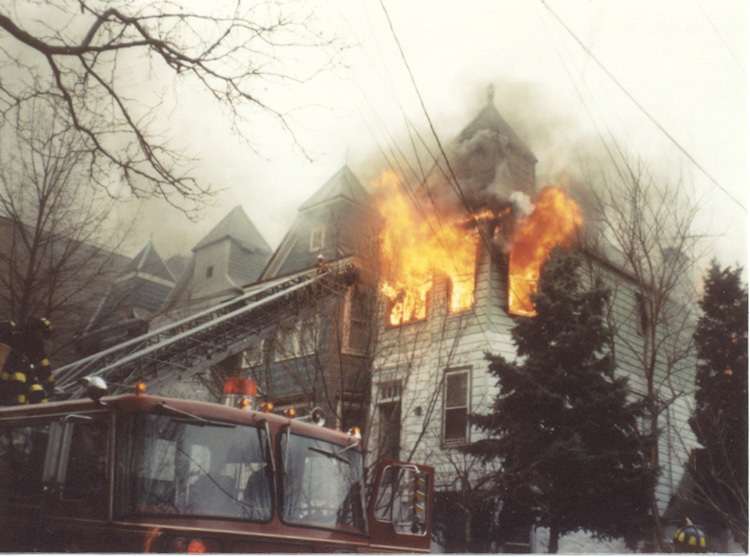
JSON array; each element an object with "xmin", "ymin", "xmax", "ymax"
[{"xmin": 0, "ymin": 376, "xmax": 433, "ymax": 552}]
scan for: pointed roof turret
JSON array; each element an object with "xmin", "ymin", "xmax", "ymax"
[
  {"xmin": 122, "ymin": 240, "xmax": 175, "ymax": 282},
  {"xmin": 193, "ymin": 205, "xmax": 271, "ymax": 254},
  {"xmin": 456, "ymin": 85, "xmax": 537, "ymax": 163},
  {"xmin": 298, "ymin": 165, "xmax": 370, "ymax": 211}
]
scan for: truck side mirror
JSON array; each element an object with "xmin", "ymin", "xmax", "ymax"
[{"xmin": 372, "ymin": 463, "xmax": 429, "ymax": 536}]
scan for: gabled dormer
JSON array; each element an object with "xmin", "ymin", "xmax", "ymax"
[
  {"xmin": 259, "ymin": 166, "xmax": 374, "ymax": 281},
  {"xmin": 163, "ymin": 206, "xmax": 272, "ymax": 311}
]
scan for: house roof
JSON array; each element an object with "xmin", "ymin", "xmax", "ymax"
[
  {"xmin": 259, "ymin": 166, "xmax": 373, "ymax": 281},
  {"xmin": 121, "ymin": 240, "xmax": 175, "ymax": 282},
  {"xmin": 298, "ymin": 165, "xmax": 370, "ymax": 211},
  {"xmin": 193, "ymin": 205, "xmax": 272, "ymax": 254},
  {"xmin": 456, "ymin": 93, "xmax": 537, "ymax": 163}
]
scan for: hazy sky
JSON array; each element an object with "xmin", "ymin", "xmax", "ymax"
[{"xmin": 121, "ymin": 0, "xmax": 747, "ymax": 273}]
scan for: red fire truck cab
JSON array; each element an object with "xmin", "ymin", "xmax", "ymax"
[{"xmin": 0, "ymin": 385, "xmax": 433, "ymax": 553}]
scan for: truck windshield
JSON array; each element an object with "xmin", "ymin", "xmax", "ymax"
[
  {"xmin": 280, "ymin": 432, "xmax": 366, "ymax": 534},
  {"xmin": 115, "ymin": 413, "xmax": 272, "ymax": 521}
]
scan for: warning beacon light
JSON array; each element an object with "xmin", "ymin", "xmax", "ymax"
[{"xmin": 222, "ymin": 377, "xmax": 257, "ymax": 410}]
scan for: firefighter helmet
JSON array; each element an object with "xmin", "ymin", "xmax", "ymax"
[
  {"xmin": 27, "ymin": 317, "xmax": 54, "ymax": 341},
  {"xmin": 673, "ymin": 519, "xmax": 707, "ymax": 553}
]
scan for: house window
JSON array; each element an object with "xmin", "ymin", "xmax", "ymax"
[
  {"xmin": 242, "ymin": 340, "xmax": 265, "ymax": 368},
  {"xmin": 298, "ymin": 318, "xmax": 317, "ymax": 356},
  {"xmin": 206, "ymin": 266, "xmax": 214, "ymax": 279},
  {"xmin": 377, "ymin": 382, "xmax": 402, "ymax": 461},
  {"xmin": 443, "ymin": 368, "xmax": 470, "ymax": 445},
  {"xmin": 343, "ymin": 285, "xmax": 370, "ymax": 355},
  {"xmin": 274, "ymin": 327, "xmax": 299, "ymax": 361},
  {"xmin": 310, "ymin": 227, "xmax": 325, "ymax": 252}
]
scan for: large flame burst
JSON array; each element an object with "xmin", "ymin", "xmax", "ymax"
[
  {"xmin": 375, "ymin": 170, "xmax": 479, "ymax": 326},
  {"xmin": 508, "ymin": 186, "xmax": 583, "ymax": 316},
  {"xmin": 374, "ymin": 170, "xmax": 582, "ymax": 325}
]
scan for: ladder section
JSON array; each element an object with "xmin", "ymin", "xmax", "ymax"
[{"xmin": 55, "ymin": 266, "xmax": 353, "ymax": 397}]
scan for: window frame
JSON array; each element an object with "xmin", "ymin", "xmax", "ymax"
[
  {"xmin": 441, "ymin": 367, "xmax": 471, "ymax": 447},
  {"xmin": 342, "ymin": 285, "xmax": 370, "ymax": 356},
  {"xmin": 309, "ymin": 226, "xmax": 326, "ymax": 253}
]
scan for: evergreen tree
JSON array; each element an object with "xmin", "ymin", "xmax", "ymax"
[
  {"xmin": 689, "ymin": 262, "xmax": 748, "ymax": 551},
  {"xmin": 466, "ymin": 248, "xmax": 654, "ymax": 553}
]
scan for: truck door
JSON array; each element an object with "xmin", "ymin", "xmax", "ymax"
[
  {"xmin": 39, "ymin": 412, "xmax": 110, "ymax": 552},
  {"xmin": 368, "ymin": 459, "xmax": 434, "ymax": 553}
]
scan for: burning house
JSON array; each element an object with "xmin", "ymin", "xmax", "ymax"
[
  {"xmin": 366, "ymin": 91, "xmax": 694, "ymax": 551},
  {"xmin": 63, "ymin": 88, "xmax": 697, "ymax": 551}
]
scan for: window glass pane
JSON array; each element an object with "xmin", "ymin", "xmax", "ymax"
[
  {"xmin": 444, "ymin": 408, "xmax": 468, "ymax": 441},
  {"xmin": 63, "ymin": 422, "xmax": 107, "ymax": 498},
  {"xmin": 115, "ymin": 414, "xmax": 272, "ymax": 521},
  {"xmin": 445, "ymin": 372, "xmax": 467, "ymax": 408},
  {"xmin": 349, "ymin": 321, "xmax": 368, "ymax": 352},
  {"xmin": 0, "ymin": 423, "xmax": 49, "ymax": 502},
  {"xmin": 281, "ymin": 433, "xmax": 365, "ymax": 533}
]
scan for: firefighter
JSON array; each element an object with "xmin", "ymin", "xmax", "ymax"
[
  {"xmin": 315, "ymin": 254, "xmax": 329, "ymax": 274},
  {"xmin": 18, "ymin": 317, "xmax": 55, "ymax": 404},
  {"xmin": 0, "ymin": 320, "xmax": 29, "ymax": 406},
  {"xmin": 673, "ymin": 518, "xmax": 708, "ymax": 553}
]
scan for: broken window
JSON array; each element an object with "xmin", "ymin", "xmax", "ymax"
[{"xmin": 442, "ymin": 368, "xmax": 470, "ymax": 445}]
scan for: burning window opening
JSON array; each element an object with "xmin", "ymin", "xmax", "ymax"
[
  {"xmin": 374, "ymin": 170, "xmax": 485, "ymax": 326},
  {"xmin": 507, "ymin": 186, "xmax": 583, "ymax": 317}
]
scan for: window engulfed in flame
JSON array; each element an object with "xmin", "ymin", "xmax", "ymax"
[
  {"xmin": 375, "ymin": 170, "xmax": 479, "ymax": 326},
  {"xmin": 508, "ymin": 186, "xmax": 583, "ymax": 316}
]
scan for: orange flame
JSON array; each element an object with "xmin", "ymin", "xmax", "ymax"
[
  {"xmin": 375, "ymin": 170, "xmax": 479, "ymax": 326},
  {"xmin": 508, "ymin": 186, "xmax": 583, "ymax": 316}
]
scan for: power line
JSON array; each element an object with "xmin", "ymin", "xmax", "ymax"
[
  {"xmin": 538, "ymin": 0, "xmax": 747, "ymax": 213},
  {"xmin": 376, "ymin": 0, "xmax": 497, "ymax": 257}
]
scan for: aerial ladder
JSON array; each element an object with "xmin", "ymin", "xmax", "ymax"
[{"xmin": 54, "ymin": 263, "xmax": 356, "ymax": 398}]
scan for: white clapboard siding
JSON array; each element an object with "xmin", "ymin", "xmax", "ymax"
[{"xmin": 370, "ymin": 246, "xmax": 696, "ymax": 516}]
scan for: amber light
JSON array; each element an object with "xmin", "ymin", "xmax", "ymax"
[
  {"xmin": 261, "ymin": 402, "xmax": 274, "ymax": 414},
  {"xmin": 187, "ymin": 539, "xmax": 206, "ymax": 554},
  {"xmin": 347, "ymin": 427, "xmax": 362, "ymax": 440},
  {"xmin": 135, "ymin": 382, "xmax": 147, "ymax": 395},
  {"xmin": 284, "ymin": 408, "xmax": 297, "ymax": 418},
  {"xmin": 240, "ymin": 398, "xmax": 251, "ymax": 410}
]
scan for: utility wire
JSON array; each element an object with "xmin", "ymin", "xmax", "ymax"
[
  {"xmin": 539, "ymin": 0, "xmax": 747, "ymax": 213},
  {"xmin": 694, "ymin": 0, "xmax": 747, "ymax": 77},
  {"xmin": 376, "ymin": 0, "xmax": 498, "ymax": 259}
]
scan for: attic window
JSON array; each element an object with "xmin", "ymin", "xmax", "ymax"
[
  {"xmin": 310, "ymin": 227, "xmax": 325, "ymax": 252},
  {"xmin": 206, "ymin": 266, "xmax": 214, "ymax": 279}
]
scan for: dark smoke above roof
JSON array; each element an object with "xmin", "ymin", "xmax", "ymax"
[{"xmin": 456, "ymin": 95, "xmax": 537, "ymax": 163}]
